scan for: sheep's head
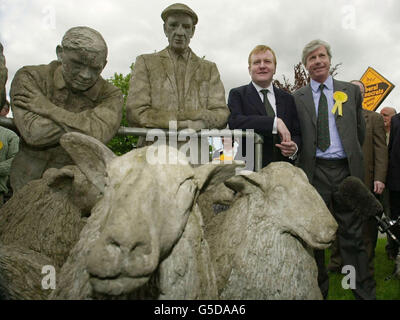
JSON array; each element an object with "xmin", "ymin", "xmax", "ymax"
[
  {"xmin": 224, "ymin": 162, "xmax": 338, "ymax": 249},
  {"xmin": 59, "ymin": 132, "xmax": 242, "ymax": 297}
]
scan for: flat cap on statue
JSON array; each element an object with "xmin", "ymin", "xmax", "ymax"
[{"xmin": 161, "ymin": 3, "xmax": 198, "ymax": 25}]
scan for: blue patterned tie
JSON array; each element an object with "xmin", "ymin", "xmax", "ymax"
[{"xmin": 317, "ymin": 84, "xmax": 330, "ymax": 151}]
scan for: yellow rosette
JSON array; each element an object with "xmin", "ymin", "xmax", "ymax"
[
  {"xmin": 332, "ymin": 91, "xmax": 347, "ymax": 116},
  {"xmin": 0, "ymin": 141, "xmax": 3, "ymax": 150}
]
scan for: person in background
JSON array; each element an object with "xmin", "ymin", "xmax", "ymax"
[
  {"xmin": 379, "ymin": 106, "xmax": 397, "ymax": 260},
  {"xmin": 380, "ymin": 106, "xmax": 397, "ymax": 145},
  {"xmin": 386, "ymin": 111, "xmax": 400, "ymax": 261}
]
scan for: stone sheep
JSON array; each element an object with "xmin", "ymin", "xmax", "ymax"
[
  {"xmin": 1, "ymin": 132, "xmax": 337, "ymax": 299},
  {"xmin": 53, "ymin": 133, "xmax": 336, "ymax": 300},
  {"xmin": 204, "ymin": 163, "xmax": 338, "ymax": 299},
  {"xmin": 0, "ymin": 136, "xmax": 111, "ymax": 299}
]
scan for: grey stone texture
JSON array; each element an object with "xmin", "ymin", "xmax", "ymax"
[
  {"xmin": 204, "ymin": 163, "xmax": 338, "ymax": 299},
  {"xmin": 126, "ymin": 4, "xmax": 229, "ymax": 132},
  {"xmin": 0, "ymin": 133, "xmax": 337, "ymax": 300},
  {"xmin": 0, "ymin": 42, "xmax": 7, "ymax": 108},
  {"xmin": 10, "ymin": 26, "xmax": 122, "ymax": 192}
]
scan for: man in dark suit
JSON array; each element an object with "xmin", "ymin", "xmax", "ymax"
[
  {"xmin": 293, "ymin": 39, "xmax": 375, "ymax": 300},
  {"xmin": 386, "ymin": 112, "xmax": 400, "ymax": 259},
  {"xmin": 228, "ymin": 45, "xmax": 301, "ymax": 168}
]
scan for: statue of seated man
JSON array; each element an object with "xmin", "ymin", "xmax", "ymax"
[
  {"xmin": 126, "ymin": 3, "xmax": 229, "ymax": 133},
  {"xmin": 10, "ymin": 26, "xmax": 123, "ymax": 192}
]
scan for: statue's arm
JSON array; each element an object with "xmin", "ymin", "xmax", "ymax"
[
  {"xmin": 12, "ymin": 68, "xmax": 123, "ymax": 145},
  {"xmin": 11, "ymin": 69, "xmax": 65, "ymax": 148},
  {"xmin": 126, "ymin": 55, "xmax": 179, "ymax": 128},
  {"xmin": 33, "ymin": 85, "xmax": 123, "ymax": 144}
]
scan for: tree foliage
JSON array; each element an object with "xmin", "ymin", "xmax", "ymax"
[{"xmin": 106, "ymin": 65, "xmax": 138, "ymax": 156}]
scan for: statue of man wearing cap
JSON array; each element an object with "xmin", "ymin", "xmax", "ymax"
[
  {"xmin": 126, "ymin": 3, "xmax": 229, "ymax": 133},
  {"xmin": 10, "ymin": 26, "xmax": 123, "ymax": 191},
  {"xmin": 0, "ymin": 42, "xmax": 7, "ymax": 108}
]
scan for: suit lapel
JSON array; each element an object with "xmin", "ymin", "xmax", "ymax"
[
  {"xmin": 273, "ymin": 86, "xmax": 284, "ymax": 118},
  {"xmin": 184, "ymin": 49, "xmax": 201, "ymax": 98},
  {"xmin": 299, "ymin": 84, "xmax": 317, "ymax": 127},
  {"xmin": 247, "ymin": 82, "xmax": 267, "ymax": 116},
  {"xmin": 159, "ymin": 48, "xmax": 179, "ymax": 97}
]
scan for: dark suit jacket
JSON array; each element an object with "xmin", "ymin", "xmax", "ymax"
[
  {"xmin": 362, "ymin": 109, "xmax": 387, "ymax": 191},
  {"xmin": 387, "ymin": 113, "xmax": 400, "ymax": 191},
  {"xmin": 293, "ymin": 79, "xmax": 365, "ymax": 184},
  {"xmin": 227, "ymin": 82, "xmax": 301, "ymax": 167}
]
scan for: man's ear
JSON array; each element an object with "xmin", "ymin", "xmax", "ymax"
[
  {"xmin": 190, "ymin": 25, "xmax": 195, "ymax": 38},
  {"xmin": 56, "ymin": 45, "xmax": 63, "ymax": 62},
  {"xmin": 163, "ymin": 23, "xmax": 168, "ymax": 37}
]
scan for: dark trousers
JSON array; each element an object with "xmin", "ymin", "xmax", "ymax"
[
  {"xmin": 312, "ymin": 158, "xmax": 376, "ymax": 300},
  {"xmin": 329, "ymin": 194, "xmax": 382, "ymax": 278},
  {"xmin": 387, "ymin": 190, "xmax": 400, "ymax": 257}
]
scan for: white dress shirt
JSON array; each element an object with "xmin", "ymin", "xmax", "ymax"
[{"xmin": 252, "ymin": 81, "xmax": 278, "ymax": 134}]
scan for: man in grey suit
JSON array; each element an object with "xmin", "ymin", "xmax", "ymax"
[{"xmin": 293, "ymin": 39, "xmax": 375, "ymax": 300}]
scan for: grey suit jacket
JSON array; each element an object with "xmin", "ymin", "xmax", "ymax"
[
  {"xmin": 293, "ymin": 79, "xmax": 365, "ymax": 184},
  {"xmin": 126, "ymin": 47, "xmax": 229, "ymax": 129}
]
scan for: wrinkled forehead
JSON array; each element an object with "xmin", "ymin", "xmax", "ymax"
[{"xmin": 62, "ymin": 47, "xmax": 106, "ymax": 68}]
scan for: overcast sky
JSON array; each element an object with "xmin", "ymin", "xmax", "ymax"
[{"xmin": 1, "ymin": 0, "xmax": 399, "ymax": 113}]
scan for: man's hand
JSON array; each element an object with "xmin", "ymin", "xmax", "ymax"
[
  {"xmin": 373, "ymin": 181, "xmax": 385, "ymax": 195},
  {"xmin": 276, "ymin": 141, "xmax": 297, "ymax": 157},
  {"xmin": 12, "ymin": 80, "xmax": 52, "ymax": 115},
  {"xmin": 277, "ymin": 118, "xmax": 291, "ymax": 142}
]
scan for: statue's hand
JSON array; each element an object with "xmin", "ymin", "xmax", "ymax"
[
  {"xmin": 12, "ymin": 81, "xmax": 52, "ymax": 115},
  {"xmin": 185, "ymin": 120, "xmax": 206, "ymax": 131}
]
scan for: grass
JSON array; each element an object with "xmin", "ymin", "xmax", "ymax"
[{"xmin": 326, "ymin": 238, "xmax": 400, "ymax": 300}]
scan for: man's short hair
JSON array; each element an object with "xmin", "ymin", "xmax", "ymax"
[
  {"xmin": 351, "ymin": 80, "xmax": 365, "ymax": 92},
  {"xmin": 381, "ymin": 106, "xmax": 397, "ymax": 115},
  {"xmin": 61, "ymin": 26, "xmax": 108, "ymax": 56},
  {"xmin": 302, "ymin": 39, "xmax": 332, "ymax": 66},
  {"xmin": 161, "ymin": 3, "xmax": 198, "ymax": 25},
  {"xmin": 248, "ymin": 45, "xmax": 277, "ymax": 68}
]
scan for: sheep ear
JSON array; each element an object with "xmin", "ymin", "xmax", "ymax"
[
  {"xmin": 193, "ymin": 161, "xmax": 244, "ymax": 193},
  {"xmin": 60, "ymin": 132, "xmax": 116, "ymax": 193},
  {"xmin": 224, "ymin": 170, "xmax": 265, "ymax": 195}
]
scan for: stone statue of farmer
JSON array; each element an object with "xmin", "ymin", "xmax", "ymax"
[
  {"xmin": 126, "ymin": 3, "xmax": 229, "ymax": 135},
  {"xmin": 10, "ymin": 26, "xmax": 123, "ymax": 192}
]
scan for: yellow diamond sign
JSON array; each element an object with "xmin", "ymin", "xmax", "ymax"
[{"xmin": 360, "ymin": 67, "xmax": 395, "ymax": 111}]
